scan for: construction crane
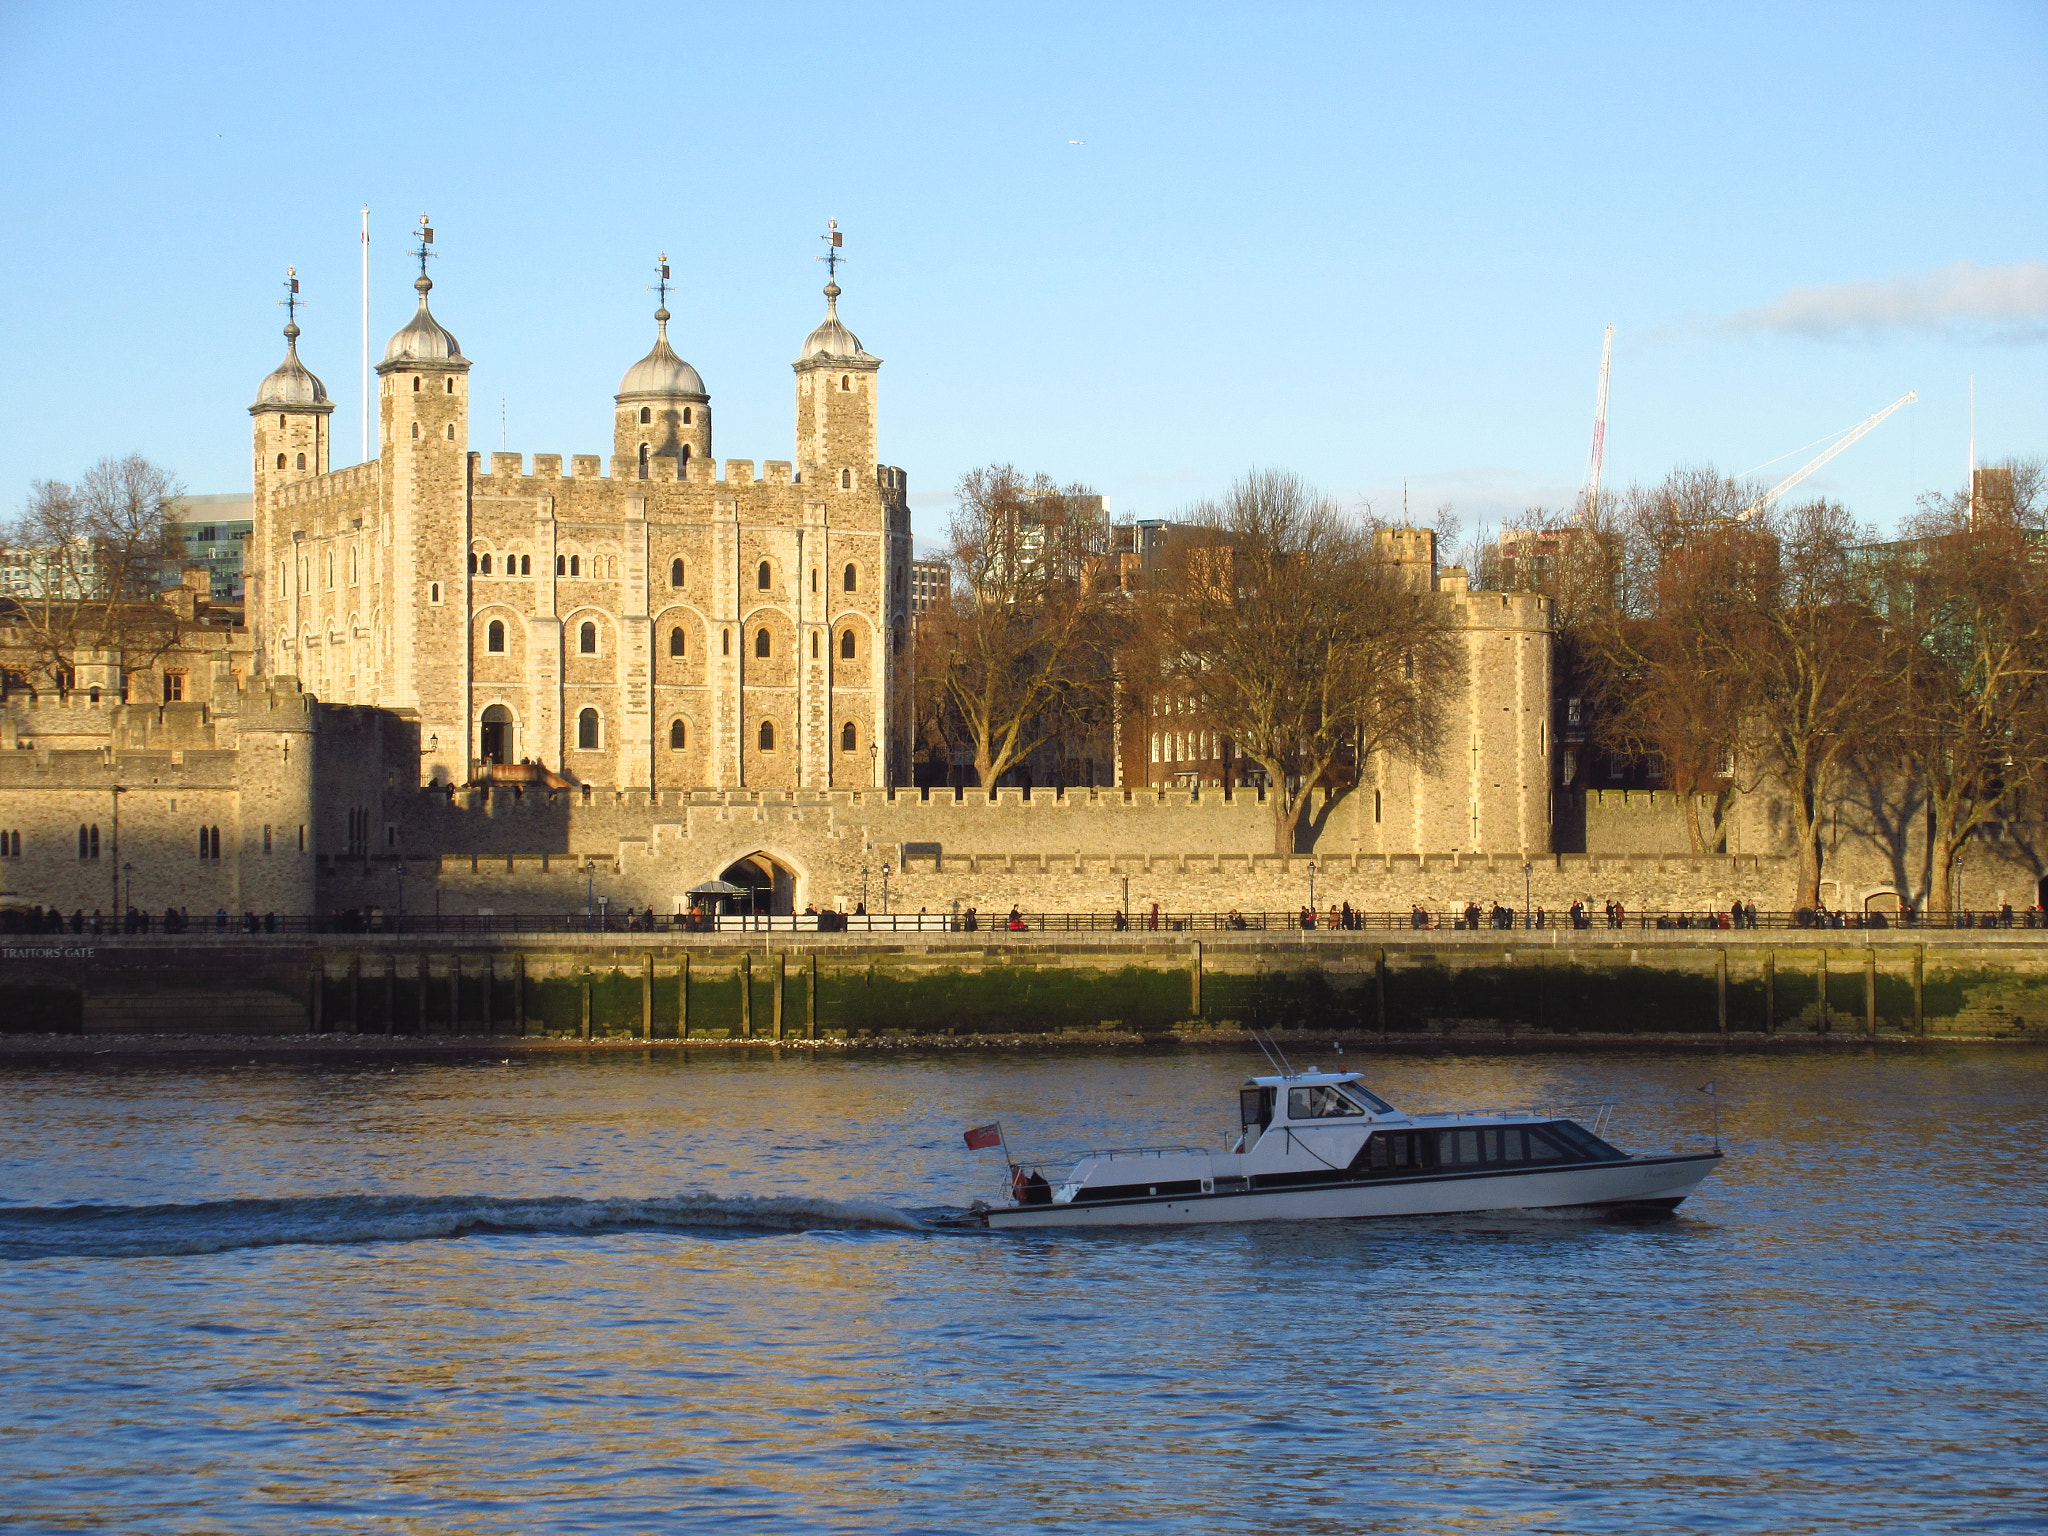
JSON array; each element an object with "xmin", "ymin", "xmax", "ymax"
[
  {"xmin": 1737, "ymin": 391, "xmax": 1917, "ymax": 521},
  {"xmin": 1581, "ymin": 323, "xmax": 1614, "ymax": 518}
]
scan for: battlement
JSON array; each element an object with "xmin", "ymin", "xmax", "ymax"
[
  {"xmin": 472, "ymin": 452, "xmax": 811, "ymax": 495},
  {"xmin": 274, "ymin": 461, "xmax": 380, "ymax": 510}
]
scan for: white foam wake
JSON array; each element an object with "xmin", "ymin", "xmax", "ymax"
[{"xmin": 0, "ymin": 1191, "xmax": 924, "ymax": 1260}]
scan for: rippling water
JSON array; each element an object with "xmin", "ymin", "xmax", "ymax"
[{"xmin": 2, "ymin": 1045, "xmax": 2043, "ymax": 1533}]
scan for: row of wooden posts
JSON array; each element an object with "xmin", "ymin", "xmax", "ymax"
[
  {"xmin": 307, "ymin": 940, "xmax": 1928, "ymax": 1039},
  {"xmin": 310, "ymin": 951, "xmax": 832, "ymax": 1039}
]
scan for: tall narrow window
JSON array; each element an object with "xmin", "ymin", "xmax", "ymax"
[
  {"xmin": 669, "ymin": 719, "xmax": 687, "ymax": 750},
  {"xmin": 811, "ymin": 633, "xmax": 819, "ymax": 658},
  {"xmin": 757, "ymin": 560, "xmax": 772, "ymax": 590},
  {"xmin": 639, "ymin": 406, "xmax": 651, "ymax": 424},
  {"xmin": 683, "ymin": 407, "xmax": 692, "ymax": 424},
  {"xmin": 580, "ymin": 622, "xmax": 597, "ymax": 654},
  {"xmin": 411, "ymin": 422, "xmax": 420, "ymax": 439},
  {"xmin": 680, "ymin": 444, "xmax": 691, "ymax": 466},
  {"xmin": 520, "ymin": 555, "xmax": 531, "ymax": 575},
  {"xmin": 758, "ymin": 720, "xmax": 776, "ymax": 752},
  {"xmin": 275, "ymin": 453, "xmax": 286, "ymax": 469},
  {"xmin": 843, "ymin": 563, "xmax": 857, "ymax": 592},
  {"xmin": 556, "ymin": 555, "xmax": 565, "ymax": 575},
  {"xmin": 487, "ymin": 620, "xmax": 505, "ymax": 653},
  {"xmin": 841, "ymin": 374, "xmax": 850, "ymax": 391},
  {"xmin": 78, "ymin": 825, "xmax": 89, "ymax": 860},
  {"xmin": 638, "ymin": 443, "xmax": 649, "ymax": 478},
  {"xmin": 446, "ymin": 377, "xmax": 454, "ymax": 394},
  {"xmin": 840, "ymin": 629, "xmax": 856, "ymax": 659},
  {"xmin": 413, "ymin": 377, "xmax": 421, "ymax": 392},
  {"xmin": 722, "ymin": 629, "xmax": 730, "ymax": 656},
  {"xmin": 840, "ymin": 469, "xmax": 851, "ymax": 489},
  {"xmin": 295, "ymin": 452, "xmax": 306, "ymax": 469},
  {"xmin": 841, "ymin": 721, "xmax": 857, "ymax": 752},
  {"xmin": 755, "ymin": 629, "xmax": 770, "ymax": 658},
  {"xmin": 577, "ymin": 708, "xmax": 600, "ymax": 749},
  {"xmin": 480, "ymin": 553, "xmax": 492, "ymax": 575},
  {"xmin": 670, "ymin": 557, "xmax": 685, "ymax": 587},
  {"xmin": 569, "ymin": 555, "xmax": 580, "ymax": 576}
]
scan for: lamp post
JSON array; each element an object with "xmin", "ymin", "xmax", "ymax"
[
  {"xmin": 122, "ymin": 861, "xmax": 133, "ymax": 920},
  {"xmin": 861, "ymin": 865, "xmax": 869, "ymax": 913},
  {"xmin": 882, "ymin": 862, "xmax": 892, "ymax": 916},
  {"xmin": 598, "ymin": 895, "xmax": 608, "ymax": 932},
  {"xmin": 1308, "ymin": 860, "xmax": 1317, "ymax": 922},
  {"xmin": 584, "ymin": 859, "xmax": 596, "ymax": 931},
  {"xmin": 1122, "ymin": 874, "xmax": 1130, "ymax": 928},
  {"xmin": 1524, "ymin": 862, "xmax": 1533, "ymax": 930},
  {"xmin": 395, "ymin": 861, "xmax": 405, "ymax": 934},
  {"xmin": 869, "ymin": 742, "xmax": 878, "ymax": 790}
]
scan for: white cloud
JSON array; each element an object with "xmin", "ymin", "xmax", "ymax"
[{"xmin": 1728, "ymin": 259, "xmax": 2048, "ymax": 342}]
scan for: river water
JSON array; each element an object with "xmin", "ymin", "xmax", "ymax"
[{"xmin": 1, "ymin": 1045, "xmax": 2043, "ymax": 1534}]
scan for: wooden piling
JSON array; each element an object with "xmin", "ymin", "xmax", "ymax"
[
  {"xmin": 1865, "ymin": 946, "xmax": 1877, "ymax": 1037},
  {"xmin": 483, "ymin": 953, "xmax": 496, "ymax": 1036},
  {"xmin": 383, "ymin": 960, "xmax": 394, "ymax": 1037},
  {"xmin": 580, "ymin": 971, "xmax": 592, "ymax": 1040},
  {"xmin": 772, "ymin": 953, "xmax": 785, "ymax": 1040},
  {"xmin": 310, "ymin": 956, "xmax": 323, "ymax": 1034},
  {"xmin": 1716, "ymin": 948, "xmax": 1728, "ymax": 1034},
  {"xmin": 1913, "ymin": 944, "xmax": 1925, "ymax": 1036},
  {"xmin": 1191, "ymin": 940, "xmax": 1203, "ymax": 1019},
  {"xmin": 1375, "ymin": 948, "xmax": 1388, "ymax": 1032},
  {"xmin": 679, "ymin": 952, "xmax": 691, "ymax": 1039},
  {"xmin": 348, "ymin": 953, "xmax": 360, "ymax": 1034},
  {"xmin": 806, "ymin": 954, "xmax": 817, "ymax": 1039},
  {"xmin": 740, "ymin": 952, "xmax": 753, "ymax": 1038},
  {"xmin": 1818, "ymin": 949, "xmax": 1830, "ymax": 1034},
  {"xmin": 1763, "ymin": 950, "xmax": 1775, "ymax": 1034},
  {"xmin": 512, "ymin": 951, "xmax": 526, "ymax": 1036},
  {"xmin": 641, "ymin": 954, "xmax": 653, "ymax": 1040}
]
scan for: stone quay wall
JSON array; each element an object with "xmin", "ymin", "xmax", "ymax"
[{"xmin": 8, "ymin": 930, "xmax": 2048, "ymax": 1043}]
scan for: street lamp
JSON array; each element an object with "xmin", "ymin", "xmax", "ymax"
[
  {"xmin": 1524, "ymin": 862, "xmax": 1532, "ymax": 930},
  {"xmin": 869, "ymin": 742, "xmax": 878, "ymax": 789},
  {"xmin": 584, "ymin": 859, "xmax": 596, "ymax": 930},
  {"xmin": 1307, "ymin": 860, "xmax": 1317, "ymax": 922},
  {"xmin": 861, "ymin": 865, "xmax": 870, "ymax": 913},
  {"xmin": 882, "ymin": 862, "xmax": 892, "ymax": 915},
  {"xmin": 395, "ymin": 861, "xmax": 406, "ymax": 933},
  {"xmin": 1122, "ymin": 874, "xmax": 1130, "ymax": 928}
]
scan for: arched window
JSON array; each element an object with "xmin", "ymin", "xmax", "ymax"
[
  {"xmin": 722, "ymin": 629, "xmax": 731, "ymax": 656},
  {"xmin": 841, "ymin": 629, "xmax": 856, "ymax": 659},
  {"xmin": 757, "ymin": 720, "xmax": 775, "ymax": 752},
  {"xmin": 811, "ymin": 633, "xmax": 819, "ymax": 659},
  {"xmin": 480, "ymin": 553, "xmax": 492, "ymax": 575},
  {"xmin": 639, "ymin": 406, "xmax": 651, "ymax": 424},
  {"xmin": 755, "ymin": 628, "xmax": 770, "ymax": 658},
  {"xmin": 487, "ymin": 620, "xmax": 505, "ymax": 653},
  {"xmin": 577, "ymin": 708, "xmax": 600, "ymax": 749},
  {"xmin": 275, "ymin": 453, "xmax": 286, "ymax": 469},
  {"xmin": 413, "ymin": 377, "xmax": 422, "ymax": 393},
  {"xmin": 555, "ymin": 555, "xmax": 564, "ymax": 575},
  {"xmin": 841, "ymin": 721, "xmax": 857, "ymax": 752},
  {"xmin": 77, "ymin": 825, "xmax": 89, "ymax": 860},
  {"xmin": 579, "ymin": 622, "xmax": 597, "ymax": 654},
  {"xmin": 757, "ymin": 560, "xmax": 772, "ymax": 590},
  {"xmin": 843, "ymin": 563, "xmax": 858, "ymax": 592},
  {"xmin": 446, "ymin": 424, "xmax": 455, "ymax": 440},
  {"xmin": 469, "ymin": 553, "xmax": 478, "ymax": 573},
  {"xmin": 411, "ymin": 422, "xmax": 420, "ymax": 439},
  {"xmin": 683, "ymin": 407, "xmax": 692, "ymax": 424},
  {"xmin": 295, "ymin": 452, "xmax": 306, "ymax": 469},
  {"xmin": 680, "ymin": 444, "xmax": 691, "ymax": 466},
  {"xmin": 670, "ymin": 557, "xmax": 685, "ymax": 587},
  {"xmin": 278, "ymin": 415, "xmax": 285, "ymax": 428},
  {"xmin": 638, "ymin": 443, "xmax": 649, "ymax": 478},
  {"xmin": 445, "ymin": 377, "xmax": 454, "ymax": 394},
  {"xmin": 669, "ymin": 719, "xmax": 687, "ymax": 750},
  {"xmin": 840, "ymin": 468, "xmax": 851, "ymax": 489},
  {"xmin": 841, "ymin": 374, "xmax": 850, "ymax": 391},
  {"xmin": 668, "ymin": 626, "xmax": 685, "ymax": 656},
  {"xmin": 569, "ymin": 555, "xmax": 580, "ymax": 576},
  {"xmin": 520, "ymin": 555, "xmax": 531, "ymax": 575}
]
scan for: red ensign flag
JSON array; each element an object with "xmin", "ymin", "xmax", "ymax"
[{"xmin": 963, "ymin": 1123, "xmax": 1003, "ymax": 1150}]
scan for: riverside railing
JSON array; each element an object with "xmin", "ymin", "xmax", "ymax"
[{"xmin": 3, "ymin": 908, "xmax": 2044, "ymax": 938}]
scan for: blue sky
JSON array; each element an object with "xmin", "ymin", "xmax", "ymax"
[{"xmin": 1, "ymin": 1, "xmax": 2043, "ymax": 551}]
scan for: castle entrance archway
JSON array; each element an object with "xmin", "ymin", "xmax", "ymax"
[
  {"xmin": 479, "ymin": 705, "xmax": 514, "ymax": 766},
  {"xmin": 719, "ymin": 852, "xmax": 797, "ymax": 916}
]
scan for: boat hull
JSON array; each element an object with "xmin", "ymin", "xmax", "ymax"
[{"xmin": 983, "ymin": 1152, "xmax": 1721, "ymax": 1230}]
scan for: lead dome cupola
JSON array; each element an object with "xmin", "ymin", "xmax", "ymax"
[
  {"xmin": 617, "ymin": 307, "xmax": 707, "ymax": 399},
  {"xmin": 382, "ymin": 274, "xmax": 465, "ymax": 366},
  {"xmin": 797, "ymin": 281, "xmax": 878, "ymax": 363},
  {"xmin": 252, "ymin": 321, "xmax": 331, "ymax": 409}
]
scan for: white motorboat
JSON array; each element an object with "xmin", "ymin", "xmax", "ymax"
[{"xmin": 978, "ymin": 1069, "xmax": 1722, "ymax": 1230}]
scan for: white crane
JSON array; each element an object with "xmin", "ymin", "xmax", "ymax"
[
  {"xmin": 1737, "ymin": 391, "xmax": 1917, "ymax": 521},
  {"xmin": 1582, "ymin": 323, "xmax": 1614, "ymax": 518}
]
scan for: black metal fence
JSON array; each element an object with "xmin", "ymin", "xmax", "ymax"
[{"xmin": 3, "ymin": 907, "xmax": 2043, "ymax": 938}]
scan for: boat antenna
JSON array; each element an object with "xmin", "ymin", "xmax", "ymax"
[
  {"xmin": 1252, "ymin": 1027, "xmax": 1295, "ymax": 1074},
  {"xmin": 1698, "ymin": 1080, "xmax": 1720, "ymax": 1152},
  {"xmin": 1249, "ymin": 1029, "xmax": 1284, "ymax": 1073}
]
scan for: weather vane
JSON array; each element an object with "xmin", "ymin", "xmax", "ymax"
[
  {"xmin": 413, "ymin": 213, "xmax": 435, "ymax": 278},
  {"xmin": 818, "ymin": 219, "xmax": 843, "ymax": 282},
  {"xmin": 279, "ymin": 266, "xmax": 301, "ymax": 325},
  {"xmin": 650, "ymin": 251, "xmax": 671, "ymax": 310}
]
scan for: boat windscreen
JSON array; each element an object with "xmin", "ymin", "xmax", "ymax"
[
  {"xmin": 1289, "ymin": 1084, "xmax": 1368, "ymax": 1119},
  {"xmin": 1551, "ymin": 1120, "xmax": 1626, "ymax": 1160},
  {"xmin": 1341, "ymin": 1083, "xmax": 1395, "ymax": 1114}
]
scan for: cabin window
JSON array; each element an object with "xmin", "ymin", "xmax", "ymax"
[
  {"xmin": 577, "ymin": 708, "xmax": 600, "ymax": 749},
  {"xmin": 1288, "ymin": 1085, "xmax": 1366, "ymax": 1120},
  {"xmin": 669, "ymin": 719, "xmax": 687, "ymax": 750},
  {"xmin": 755, "ymin": 628, "xmax": 770, "ymax": 658},
  {"xmin": 579, "ymin": 622, "xmax": 597, "ymax": 654},
  {"xmin": 840, "ymin": 629, "xmax": 856, "ymax": 659},
  {"xmin": 669, "ymin": 626, "xmax": 685, "ymax": 656},
  {"xmin": 757, "ymin": 720, "xmax": 775, "ymax": 752},
  {"xmin": 1362, "ymin": 1131, "xmax": 1427, "ymax": 1174},
  {"xmin": 1239, "ymin": 1087, "xmax": 1275, "ymax": 1129},
  {"xmin": 487, "ymin": 620, "xmax": 505, "ymax": 652},
  {"xmin": 670, "ymin": 557, "xmax": 685, "ymax": 587}
]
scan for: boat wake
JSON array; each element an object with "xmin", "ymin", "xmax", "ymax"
[{"xmin": 0, "ymin": 1191, "xmax": 924, "ymax": 1261}]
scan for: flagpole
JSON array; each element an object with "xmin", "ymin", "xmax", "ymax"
[{"xmin": 360, "ymin": 205, "xmax": 370, "ymax": 465}]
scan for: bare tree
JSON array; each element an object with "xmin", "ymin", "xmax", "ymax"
[
  {"xmin": 1883, "ymin": 459, "xmax": 2048, "ymax": 916},
  {"xmin": 1129, "ymin": 469, "xmax": 1460, "ymax": 855},
  {"xmin": 917, "ymin": 465, "xmax": 1118, "ymax": 788},
  {"xmin": 2, "ymin": 455, "xmax": 185, "ymax": 690}
]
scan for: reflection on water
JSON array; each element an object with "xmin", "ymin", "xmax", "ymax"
[{"xmin": 2, "ymin": 1048, "xmax": 2044, "ymax": 1533}]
